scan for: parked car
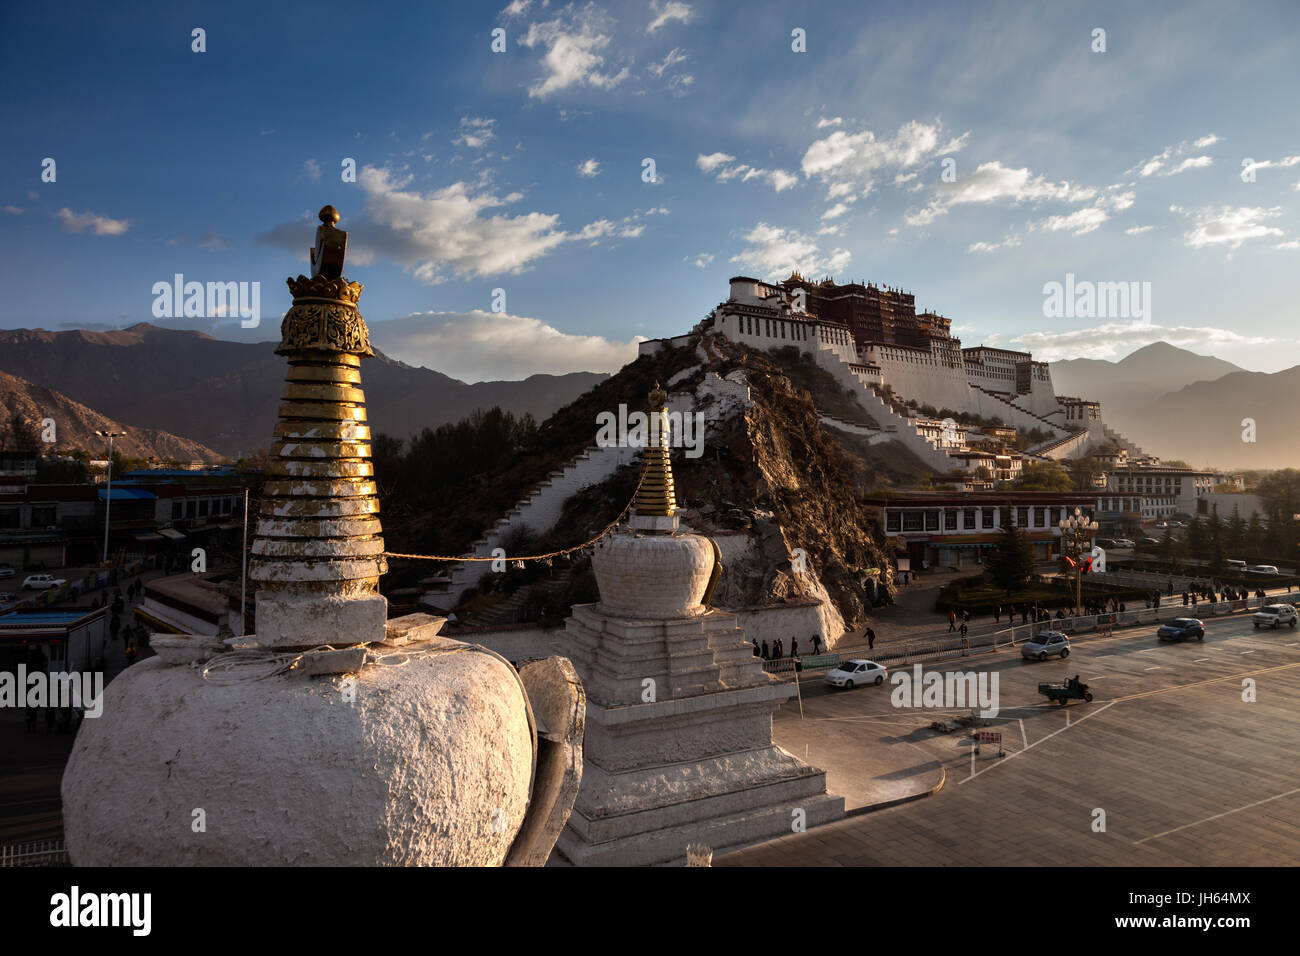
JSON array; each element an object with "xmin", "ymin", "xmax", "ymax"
[
  {"xmin": 1248, "ymin": 565, "xmax": 1280, "ymax": 575},
  {"xmin": 1113, "ymin": 538, "xmax": 1135, "ymax": 548},
  {"xmin": 1226, "ymin": 559, "xmax": 1248, "ymax": 572},
  {"xmin": 0, "ymin": 563, "xmax": 15, "ymax": 579},
  {"xmin": 22, "ymin": 573, "xmax": 67, "ymax": 590},
  {"xmin": 1021, "ymin": 631, "xmax": 1071, "ymax": 661},
  {"xmin": 1253, "ymin": 604, "xmax": 1297, "ymax": 629},
  {"xmin": 1157, "ymin": 617, "xmax": 1204, "ymax": 642},
  {"xmin": 1139, "ymin": 536, "xmax": 1161, "ymax": 546},
  {"xmin": 1096, "ymin": 538, "xmax": 1117, "ymax": 549},
  {"xmin": 825, "ymin": 659, "xmax": 888, "ymax": 689}
]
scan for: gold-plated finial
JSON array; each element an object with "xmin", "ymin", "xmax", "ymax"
[
  {"xmin": 632, "ymin": 383, "xmax": 677, "ymax": 527},
  {"xmin": 319, "ymin": 204, "xmax": 340, "ymax": 225}
]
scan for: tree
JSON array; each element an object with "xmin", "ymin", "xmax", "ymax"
[
  {"xmin": 988, "ymin": 506, "xmax": 1036, "ymax": 597},
  {"xmin": 1158, "ymin": 526, "xmax": 1176, "ymax": 565},
  {"xmin": 1014, "ymin": 461, "xmax": 1074, "ymax": 491},
  {"xmin": 1065, "ymin": 456, "xmax": 1106, "ymax": 491}
]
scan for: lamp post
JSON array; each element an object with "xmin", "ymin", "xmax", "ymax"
[
  {"xmin": 1059, "ymin": 506, "xmax": 1099, "ymax": 616},
  {"xmin": 96, "ymin": 429, "xmax": 126, "ymax": 566}
]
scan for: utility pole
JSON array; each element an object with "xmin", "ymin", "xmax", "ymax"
[
  {"xmin": 240, "ymin": 487, "xmax": 249, "ymax": 635},
  {"xmin": 96, "ymin": 430, "xmax": 126, "ymax": 566}
]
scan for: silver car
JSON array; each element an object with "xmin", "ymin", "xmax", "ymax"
[
  {"xmin": 825, "ymin": 659, "xmax": 888, "ymax": 689},
  {"xmin": 1021, "ymin": 631, "xmax": 1071, "ymax": 661}
]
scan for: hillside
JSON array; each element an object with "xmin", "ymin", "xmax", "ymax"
[
  {"xmin": 1135, "ymin": 365, "xmax": 1300, "ymax": 468},
  {"xmin": 0, "ymin": 324, "xmax": 607, "ymax": 459},
  {"xmin": 385, "ymin": 334, "xmax": 900, "ymax": 629},
  {"xmin": 0, "ymin": 369, "xmax": 222, "ymax": 461}
]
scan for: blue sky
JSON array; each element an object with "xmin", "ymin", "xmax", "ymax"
[{"xmin": 2, "ymin": 0, "xmax": 1298, "ymax": 380}]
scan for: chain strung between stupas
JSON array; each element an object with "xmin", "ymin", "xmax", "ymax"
[{"xmin": 381, "ymin": 471, "xmax": 646, "ymax": 564}]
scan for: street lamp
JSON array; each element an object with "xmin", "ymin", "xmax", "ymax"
[
  {"xmin": 1059, "ymin": 506, "xmax": 1099, "ymax": 616},
  {"xmin": 96, "ymin": 429, "xmax": 126, "ymax": 566}
]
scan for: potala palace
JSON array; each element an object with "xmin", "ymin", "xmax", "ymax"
[{"xmin": 646, "ymin": 273, "xmax": 1145, "ymax": 478}]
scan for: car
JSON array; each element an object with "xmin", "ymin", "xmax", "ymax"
[
  {"xmin": 1095, "ymin": 538, "xmax": 1117, "ymax": 549},
  {"xmin": 1157, "ymin": 617, "xmax": 1204, "ymax": 642},
  {"xmin": 1248, "ymin": 565, "xmax": 1280, "ymax": 575},
  {"xmin": 0, "ymin": 563, "xmax": 14, "ymax": 579},
  {"xmin": 22, "ymin": 573, "xmax": 67, "ymax": 590},
  {"xmin": 1226, "ymin": 559, "xmax": 1248, "ymax": 572},
  {"xmin": 1113, "ymin": 538, "xmax": 1135, "ymax": 548},
  {"xmin": 1139, "ymin": 536, "xmax": 1161, "ymax": 546},
  {"xmin": 825, "ymin": 659, "xmax": 888, "ymax": 689},
  {"xmin": 1021, "ymin": 631, "xmax": 1070, "ymax": 661},
  {"xmin": 1253, "ymin": 604, "xmax": 1297, "ymax": 629}
]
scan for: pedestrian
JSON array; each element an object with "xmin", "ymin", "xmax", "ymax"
[
  {"xmin": 811, "ymin": 634, "xmax": 822, "ymax": 655},
  {"xmin": 1021, "ymin": 606, "xmax": 1028, "ymax": 625},
  {"xmin": 791, "ymin": 638, "xmax": 799, "ymax": 658},
  {"xmin": 761, "ymin": 640, "xmax": 770, "ymax": 660},
  {"xmin": 962, "ymin": 609, "xmax": 970, "ymax": 624},
  {"xmin": 1182, "ymin": 590, "xmax": 1189, "ymax": 606},
  {"xmin": 125, "ymin": 643, "xmax": 138, "ymax": 667},
  {"xmin": 994, "ymin": 604, "xmax": 1001, "ymax": 624},
  {"xmin": 959, "ymin": 620, "xmax": 968, "ymax": 639},
  {"xmin": 752, "ymin": 638, "xmax": 759, "ymax": 657},
  {"xmin": 866, "ymin": 627, "xmax": 875, "ymax": 650},
  {"xmin": 948, "ymin": 610, "xmax": 956, "ymax": 632}
]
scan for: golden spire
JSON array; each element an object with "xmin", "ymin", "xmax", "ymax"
[{"xmin": 631, "ymin": 382, "xmax": 676, "ymax": 529}]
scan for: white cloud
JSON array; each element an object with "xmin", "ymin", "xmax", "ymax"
[
  {"xmin": 729, "ymin": 222, "xmax": 850, "ymax": 277},
  {"xmin": 1132, "ymin": 135, "xmax": 1221, "ymax": 177},
  {"xmin": 1125, "ymin": 225, "xmax": 1156, "ymax": 235},
  {"xmin": 801, "ymin": 120, "xmax": 969, "ymax": 204},
  {"xmin": 1015, "ymin": 321, "xmax": 1272, "ymax": 362},
  {"xmin": 577, "ymin": 157, "xmax": 601, "ymax": 178},
  {"xmin": 262, "ymin": 166, "xmax": 623, "ymax": 283},
  {"xmin": 1276, "ymin": 240, "xmax": 1300, "ymax": 249},
  {"xmin": 647, "ymin": 0, "xmax": 693, "ymax": 33},
  {"xmin": 692, "ymin": 252, "xmax": 714, "ymax": 268},
  {"xmin": 371, "ymin": 309, "xmax": 643, "ymax": 382},
  {"xmin": 519, "ymin": 4, "xmax": 631, "ymax": 98},
  {"xmin": 304, "ymin": 158, "xmax": 322, "ymax": 181},
  {"xmin": 816, "ymin": 117, "xmax": 843, "ymax": 129},
  {"xmin": 967, "ymin": 235, "xmax": 1022, "ymax": 253},
  {"xmin": 1167, "ymin": 155, "xmax": 1213, "ymax": 175},
  {"xmin": 1033, "ymin": 206, "xmax": 1109, "ymax": 235},
  {"xmin": 821, "ymin": 203, "xmax": 851, "ymax": 221},
  {"xmin": 697, "ymin": 152, "xmax": 798, "ymax": 192},
  {"xmin": 3, "ymin": 206, "xmax": 22, "ymax": 215},
  {"xmin": 647, "ymin": 46, "xmax": 687, "ymax": 77},
  {"xmin": 1241, "ymin": 155, "xmax": 1300, "ymax": 177},
  {"xmin": 1173, "ymin": 204, "xmax": 1284, "ymax": 250},
  {"xmin": 906, "ymin": 160, "xmax": 1095, "ymax": 227},
  {"xmin": 453, "ymin": 116, "xmax": 496, "ymax": 149},
  {"xmin": 56, "ymin": 208, "xmax": 130, "ymax": 235},
  {"xmin": 1194, "ymin": 134, "xmax": 1221, "ymax": 148}
]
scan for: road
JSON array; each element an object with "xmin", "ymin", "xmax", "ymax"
[{"xmin": 722, "ymin": 613, "xmax": 1300, "ymax": 865}]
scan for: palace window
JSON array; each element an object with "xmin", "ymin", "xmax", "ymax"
[
  {"xmin": 903, "ymin": 512, "xmax": 923, "ymax": 532},
  {"xmin": 925, "ymin": 511, "xmax": 940, "ymax": 531},
  {"xmin": 964, "ymin": 509, "xmax": 976, "ymax": 529},
  {"xmin": 1035, "ymin": 507, "xmax": 1046, "ymax": 526},
  {"xmin": 886, "ymin": 512, "xmax": 900, "ymax": 532},
  {"xmin": 945, "ymin": 510, "xmax": 957, "ymax": 530},
  {"xmin": 983, "ymin": 508, "xmax": 994, "ymax": 528},
  {"xmin": 1017, "ymin": 507, "xmax": 1029, "ymax": 527}
]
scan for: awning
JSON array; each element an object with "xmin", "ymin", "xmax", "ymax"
[
  {"xmin": 131, "ymin": 606, "xmax": 186, "ymax": 634},
  {"xmin": 97, "ymin": 488, "xmax": 157, "ymax": 501},
  {"xmin": 132, "ymin": 532, "xmax": 165, "ymax": 542},
  {"xmin": 158, "ymin": 528, "xmax": 187, "ymax": 541}
]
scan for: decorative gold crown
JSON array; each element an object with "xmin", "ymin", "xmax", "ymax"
[{"xmin": 286, "ymin": 274, "xmax": 364, "ymax": 307}]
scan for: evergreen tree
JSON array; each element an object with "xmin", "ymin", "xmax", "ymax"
[
  {"xmin": 1226, "ymin": 505, "xmax": 1246, "ymax": 552},
  {"xmin": 1187, "ymin": 514, "xmax": 1206, "ymax": 554},
  {"xmin": 988, "ymin": 505, "xmax": 1035, "ymax": 597}
]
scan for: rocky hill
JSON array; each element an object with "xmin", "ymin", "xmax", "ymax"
[
  {"xmin": 385, "ymin": 333, "xmax": 902, "ymax": 631},
  {"xmin": 0, "ymin": 369, "xmax": 222, "ymax": 461}
]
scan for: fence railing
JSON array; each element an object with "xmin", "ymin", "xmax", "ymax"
[
  {"xmin": 0, "ymin": 839, "xmax": 69, "ymax": 867},
  {"xmin": 760, "ymin": 593, "xmax": 1293, "ymax": 678}
]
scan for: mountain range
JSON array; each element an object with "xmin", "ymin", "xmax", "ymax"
[
  {"xmin": 0, "ymin": 324, "xmax": 607, "ymax": 459},
  {"xmin": 0, "ymin": 369, "xmax": 221, "ymax": 461},
  {"xmin": 1051, "ymin": 342, "xmax": 1297, "ymax": 469}
]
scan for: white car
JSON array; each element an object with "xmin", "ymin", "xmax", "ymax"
[
  {"xmin": 0, "ymin": 564, "xmax": 15, "ymax": 579},
  {"xmin": 1112, "ymin": 538, "xmax": 1135, "ymax": 549},
  {"xmin": 1021, "ymin": 631, "xmax": 1071, "ymax": 661},
  {"xmin": 22, "ymin": 573, "xmax": 67, "ymax": 590},
  {"xmin": 1248, "ymin": 565, "xmax": 1280, "ymax": 575},
  {"xmin": 1253, "ymin": 604, "xmax": 1297, "ymax": 629},
  {"xmin": 825, "ymin": 659, "xmax": 888, "ymax": 689}
]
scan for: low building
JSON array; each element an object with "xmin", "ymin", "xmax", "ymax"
[
  {"xmin": 862, "ymin": 491, "xmax": 1099, "ymax": 569},
  {"xmin": 1094, "ymin": 493, "xmax": 1178, "ymax": 534},
  {"xmin": 0, "ymin": 607, "xmax": 108, "ymax": 674},
  {"xmin": 1104, "ymin": 466, "xmax": 1214, "ymax": 515}
]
